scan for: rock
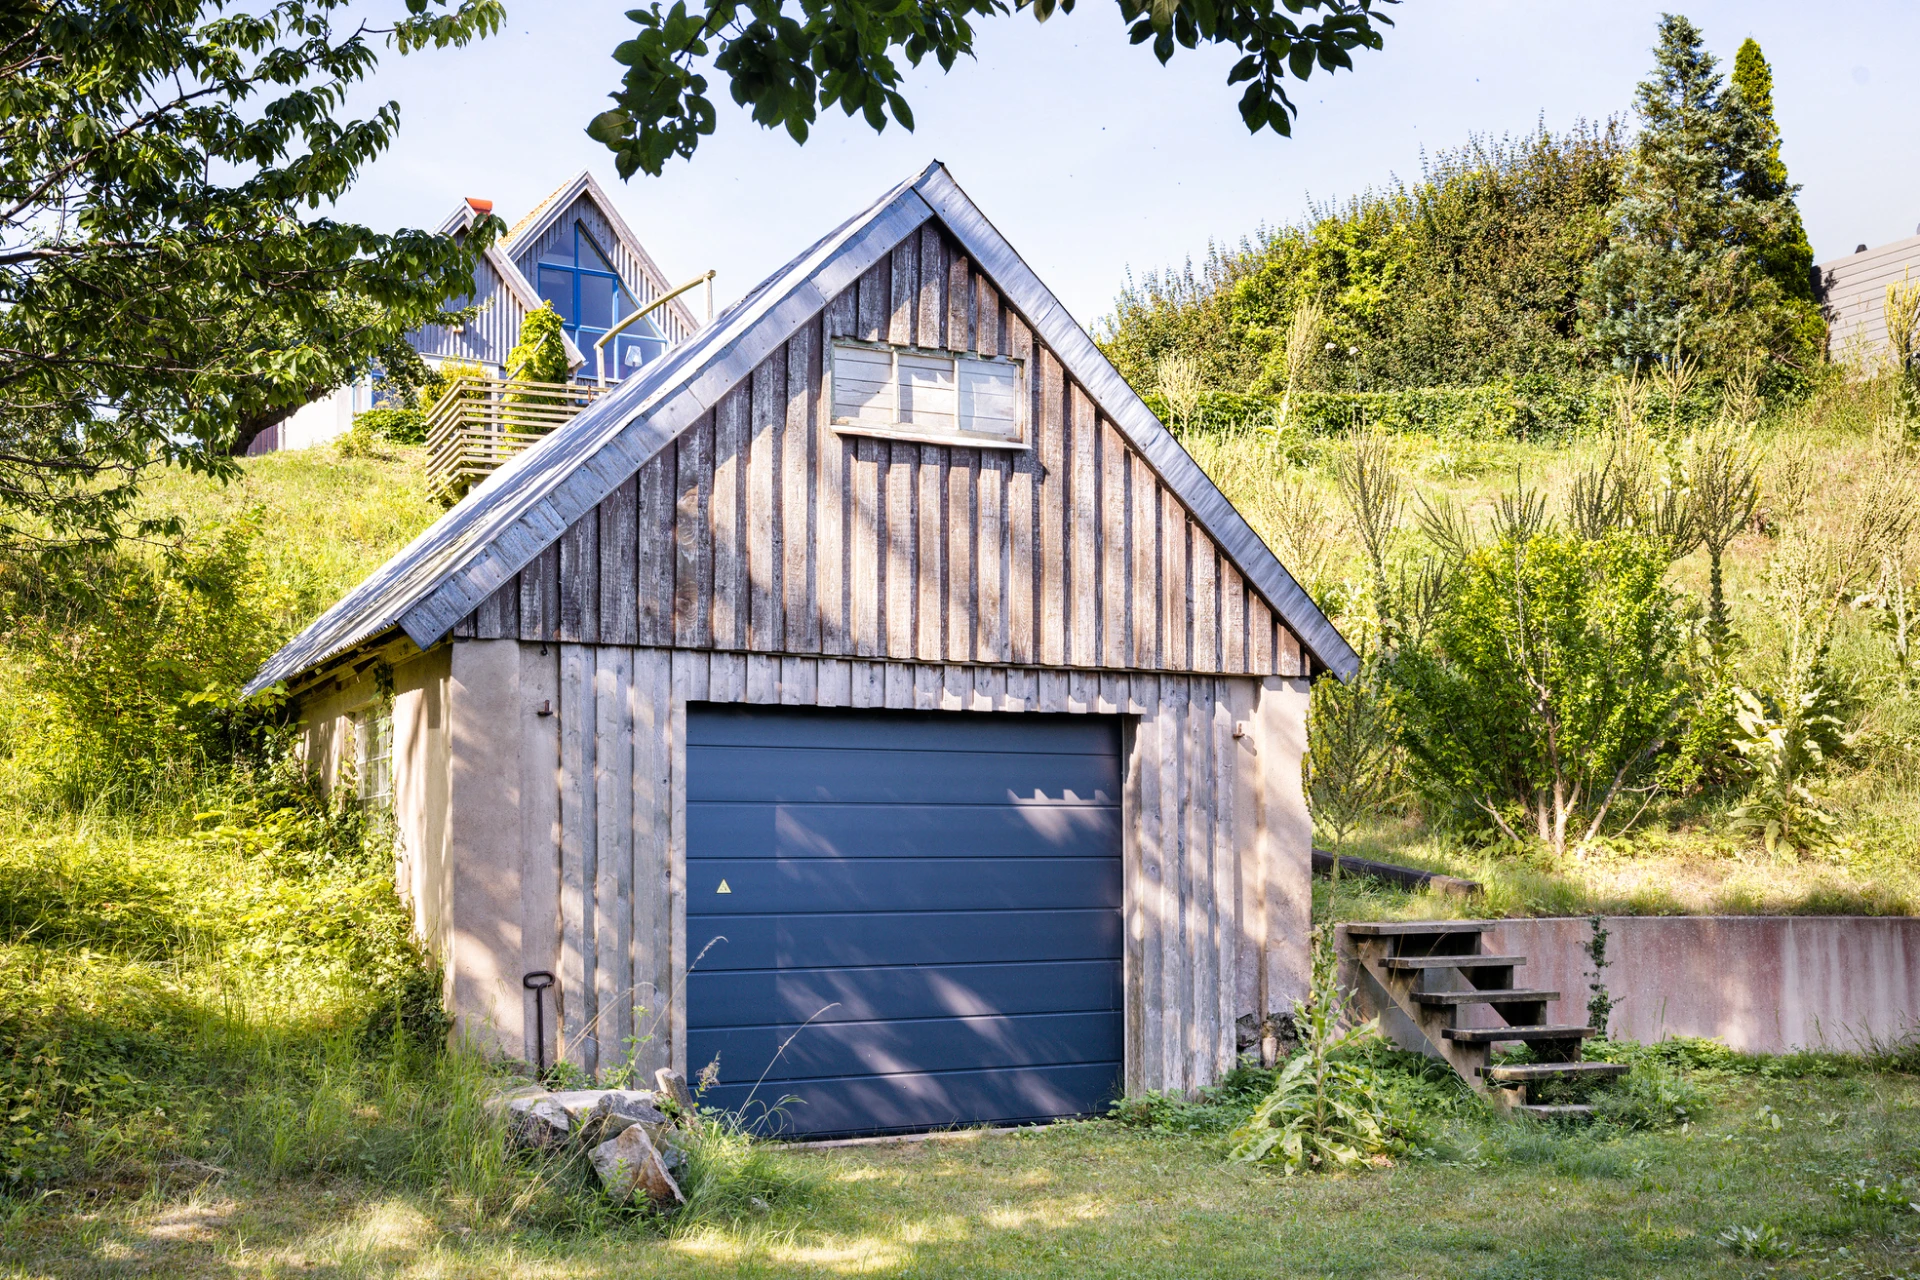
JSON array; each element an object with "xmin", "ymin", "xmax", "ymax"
[
  {"xmin": 505, "ymin": 1096, "xmax": 572, "ymax": 1150},
  {"xmin": 587, "ymin": 1091, "xmax": 672, "ymax": 1146},
  {"xmin": 654, "ymin": 1068, "xmax": 699, "ymax": 1124},
  {"xmin": 590, "ymin": 1122, "xmax": 685, "ymax": 1209}
]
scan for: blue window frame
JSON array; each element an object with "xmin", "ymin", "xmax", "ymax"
[{"xmin": 534, "ymin": 222, "xmax": 669, "ymax": 381}]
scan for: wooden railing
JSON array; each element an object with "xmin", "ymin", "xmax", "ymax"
[{"xmin": 425, "ymin": 376, "xmax": 606, "ymax": 500}]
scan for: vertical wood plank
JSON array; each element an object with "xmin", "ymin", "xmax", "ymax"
[
  {"xmin": 1036, "ymin": 351, "xmax": 1066, "ymax": 666},
  {"xmin": 674, "ymin": 415, "xmax": 713, "ymax": 649},
  {"xmin": 1068, "ymin": 385, "xmax": 1097, "ymax": 667},
  {"xmin": 1191, "ymin": 539, "xmax": 1218, "ymax": 674},
  {"xmin": 1278, "ymin": 626, "xmax": 1303, "ymax": 679},
  {"xmin": 710, "ymin": 384, "xmax": 749, "ymax": 650},
  {"xmin": 479, "ymin": 577, "xmax": 518, "ymax": 641},
  {"xmin": 884, "ymin": 661, "xmax": 914, "ymax": 708},
  {"xmin": 599, "ymin": 478, "xmax": 640, "ymax": 646},
  {"xmin": 1158, "ymin": 676, "xmax": 1187, "ymax": 1094},
  {"xmin": 917, "ymin": 446, "xmax": 944, "ymax": 662},
  {"xmin": 519, "ymin": 643, "xmax": 560, "ymax": 1071},
  {"xmin": 914, "ymin": 663, "xmax": 939, "ymax": 710},
  {"xmin": 948, "ymin": 252, "xmax": 972, "ymax": 351},
  {"xmin": 1185, "ymin": 678, "xmax": 1214, "ymax": 1088},
  {"xmin": 1221, "ymin": 562, "xmax": 1246, "ymax": 674},
  {"xmin": 1007, "ymin": 317, "xmax": 1036, "ymax": 664},
  {"xmin": 917, "ymin": 225, "xmax": 945, "ymax": 348},
  {"xmin": 1163, "ymin": 495, "xmax": 1189, "ymax": 671},
  {"xmin": 818, "ymin": 658, "xmax": 852, "ymax": 706},
  {"xmin": 1211, "ymin": 680, "xmax": 1239, "ymax": 1079},
  {"xmin": 637, "ymin": 452, "xmax": 675, "ymax": 646},
  {"xmin": 856, "ymin": 259, "xmax": 889, "ymax": 342},
  {"xmin": 785, "ymin": 324, "xmax": 820, "ymax": 651},
  {"xmin": 851, "ymin": 660, "xmax": 884, "ymax": 708},
  {"xmin": 976, "ymin": 454, "xmax": 1005, "ymax": 663},
  {"xmin": 631, "ymin": 648, "xmax": 672, "ymax": 1076},
  {"xmin": 557, "ymin": 643, "xmax": 596, "ymax": 1074},
  {"xmin": 1100, "ymin": 420, "xmax": 1129, "ymax": 668},
  {"xmin": 520, "ymin": 544, "xmax": 557, "ymax": 642},
  {"xmin": 452, "ymin": 611, "xmax": 476, "ymax": 640},
  {"xmin": 746, "ymin": 652, "xmax": 777, "ymax": 704},
  {"xmin": 1133, "ymin": 680, "xmax": 1163, "ymax": 1092},
  {"xmin": 1250, "ymin": 599, "xmax": 1274, "ymax": 673},
  {"xmin": 886, "ymin": 445, "xmax": 916, "ymax": 659},
  {"xmin": 889, "ymin": 237, "xmax": 916, "ymax": 345},
  {"xmin": 813, "ymin": 322, "xmax": 848, "ymax": 653},
  {"xmin": 975, "ymin": 274, "xmax": 1000, "ymax": 358},
  {"xmin": 1122, "ymin": 714, "xmax": 1144, "ymax": 1095},
  {"xmin": 558, "ymin": 513, "xmax": 598, "ymax": 643},
  {"xmin": 711, "ymin": 651, "xmax": 747, "ymax": 703},
  {"xmin": 593, "ymin": 647, "xmax": 634, "ymax": 1069},
  {"xmin": 851, "ymin": 438, "xmax": 882, "ymax": 655},
  {"xmin": 948, "ymin": 452, "xmax": 974, "ymax": 662},
  {"xmin": 827, "ymin": 284, "xmax": 858, "ymax": 339},
  {"xmin": 1132, "ymin": 464, "xmax": 1159, "ymax": 669},
  {"xmin": 668, "ymin": 652, "xmax": 692, "ymax": 1075},
  {"xmin": 748, "ymin": 352, "xmax": 783, "ymax": 650}
]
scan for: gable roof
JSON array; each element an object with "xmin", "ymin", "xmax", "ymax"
[
  {"xmin": 437, "ymin": 200, "xmax": 586, "ymax": 370},
  {"xmin": 501, "ymin": 171, "xmax": 702, "ymax": 338},
  {"xmin": 245, "ymin": 163, "xmax": 1355, "ymax": 695}
]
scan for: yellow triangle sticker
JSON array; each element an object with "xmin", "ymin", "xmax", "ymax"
[{"xmin": 716, "ymin": 879, "xmax": 732, "ymax": 894}]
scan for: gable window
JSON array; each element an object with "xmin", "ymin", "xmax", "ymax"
[
  {"xmin": 355, "ymin": 707, "xmax": 393, "ymax": 814},
  {"xmin": 828, "ymin": 341, "xmax": 1026, "ymax": 448},
  {"xmin": 535, "ymin": 221, "xmax": 668, "ymax": 381}
]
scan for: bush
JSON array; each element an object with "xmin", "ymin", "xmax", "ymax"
[{"xmin": 351, "ymin": 406, "xmax": 427, "ymax": 445}]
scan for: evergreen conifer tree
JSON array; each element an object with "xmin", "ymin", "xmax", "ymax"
[
  {"xmin": 1732, "ymin": 38, "xmax": 1825, "ymax": 352},
  {"xmin": 1581, "ymin": 16, "xmax": 1818, "ymax": 378}
]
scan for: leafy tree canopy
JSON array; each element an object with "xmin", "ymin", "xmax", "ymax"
[
  {"xmin": 0, "ymin": 0, "xmax": 504, "ymax": 551},
  {"xmin": 1579, "ymin": 15, "xmax": 1823, "ymax": 378},
  {"xmin": 588, "ymin": 0, "xmax": 1396, "ymax": 178}
]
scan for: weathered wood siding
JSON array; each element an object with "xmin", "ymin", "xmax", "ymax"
[
  {"xmin": 453, "ymin": 229, "xmax": 1309, "ymax": 679},
  {"xmin": 448, "ymin": 639, "xmax": 1313, "ymax": 1096}
]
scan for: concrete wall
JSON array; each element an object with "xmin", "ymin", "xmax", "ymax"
[{"xmin": 1480, "ymin": 916, "xmax": 1920, "ymax": 1054}]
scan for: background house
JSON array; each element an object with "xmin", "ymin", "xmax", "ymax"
[
  {"xmin": 247, "ymin": 163, "xmax": 1355, "ymax": 1138},
  {"xmin": 1820, "ymin": 225, "xmax": 1920, "ymax": 366},
  {"xmin": 249, "ymin": 172, "xmax": 701, "ymax": 455}
]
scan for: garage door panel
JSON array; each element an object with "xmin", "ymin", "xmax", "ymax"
[
  {"xmin": 685, "ymin": 857, "xmax": 1122, "ymax": 913},
  {"xmin": 698, "ymin": 1063, "xmax": 1122, "ymax": 1137},
  {"xmin": 689, "ymin": 708, "xmax": 1114, "ymax": 756},
  {"xmin": 687, "ymin": 802, "xmax": 1121, "ymax": 860},
  {"xmin": 687, "ymin": 707, "xmax": 1123, "ymax": 1137},
  {"xmin": 686, "ymin": 908, "xmax": 1122, "ymax": 970},
  {"xmin": 687, "ymin": 960, "xmax": 1122, "ymax": 1028},
  {"xmin": 691, "ymin": 1011, "xmax": 1123, "ymax": 1084},
  {"xmin": 687, "ymin": 745, "xmax": 1120, "ymax": 805}
]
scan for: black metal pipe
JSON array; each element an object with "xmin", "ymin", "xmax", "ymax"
[{"xmin": 522, "ymin": 971, "xmax": 556, "ymax": 1079}]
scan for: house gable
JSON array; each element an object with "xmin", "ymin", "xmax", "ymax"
[
  {"xmin": 452, "ymin": 220, "xmax": 1318, "ymax": 677},
  {"xmin": 244, "ymin": 166, "xmax": 1351, "ymax": 696},
  {"xmin": 502, "ymin": 173, "xmax": 701, "ymax": 344}
]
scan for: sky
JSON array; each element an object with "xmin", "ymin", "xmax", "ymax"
[{"xmin": 331, "ymin": 0, "xmax": 1920, "ymax": 329}]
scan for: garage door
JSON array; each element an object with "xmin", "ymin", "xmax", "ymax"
[{"xmin": 686, "ymin": 706, "xmax": 1123, "ymax": 1138}]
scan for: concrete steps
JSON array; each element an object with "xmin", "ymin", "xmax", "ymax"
[{"xmin": 1341, "ymin": 920, "xmax": 1627, "ymax": 1115}]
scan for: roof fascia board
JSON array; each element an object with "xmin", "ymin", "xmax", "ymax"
[
  {"xmin": 911, "ymin": 164, "xmax": 1357, "ymax": 680},
  {"xmin": 391, "ymin": 187, "xmax": 936, "ymax": 647}
]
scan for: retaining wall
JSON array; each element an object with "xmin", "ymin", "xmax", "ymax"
[{"xmin": 1475, "ymin": 916, "xmax": 1920, "ymax": 1055}]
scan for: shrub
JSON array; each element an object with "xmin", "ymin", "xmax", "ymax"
[{"xmin": 351, "ymin": 406, "xmax": 427, "ymax": 445}]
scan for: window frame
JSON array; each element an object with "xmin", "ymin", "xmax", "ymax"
[
  {"xmin": 354, "ymin": 706, "xmax": 394, "ymax": 815},
  {"xmin": 533, "ymin": 222, "xmax": 669, "ymax": 383},
  {"xmin": 825, "ymin": 339, "xmax": 1029, "ymax": 450}
]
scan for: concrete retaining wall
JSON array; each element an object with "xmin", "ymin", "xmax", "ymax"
[{"xmin": 1477, "ymin": 916, "xmax": 1920, "ymax": 1055}]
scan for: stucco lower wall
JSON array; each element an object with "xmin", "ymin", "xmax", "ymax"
[{"xmin": 1479, "ymin": 916, "xmax": 1920, "ymax": 1054}]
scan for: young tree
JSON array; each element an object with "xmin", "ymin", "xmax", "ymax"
[
  {"xmin": 1730, "ymin": 38, "xmax": 1821, "ymax": 342},
  {"xmin": 0, "ymin": 1, "xmax": 502, "ymax": 550},
  {"xmin": 590, "ymin": 0, "xmax": 1395, "ymax": 178},
  {"xmin": 1580, "ymin": 15, "xmax": 1818, "ymax": 378}
]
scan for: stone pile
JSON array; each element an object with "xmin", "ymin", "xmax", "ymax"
[{"xmin": 488, "ymin": 1068, "xmax": 702, "ymax": 1210}]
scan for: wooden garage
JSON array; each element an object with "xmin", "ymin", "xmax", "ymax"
[{"xmin": 248, "ymin": 163, "xmax": 1356, "ymax": 1132}]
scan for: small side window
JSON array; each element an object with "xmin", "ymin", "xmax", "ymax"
[
  {"xmin": 828, "ymin": 341, "xmax": 1026, "ymax": 447},
  {"xmin": 355, "ymin": 708, "xmax": 393, "ymax": 814}
]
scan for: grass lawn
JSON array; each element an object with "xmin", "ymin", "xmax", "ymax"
[{"xmin": 6, "ymin": 1068, "xmax": 1919, "ymax": 1279}]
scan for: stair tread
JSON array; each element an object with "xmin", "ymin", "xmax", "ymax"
[
  {"xmin": 1443, "ymin": 1024, "xmax": 1595, "ymax": 1043},
  {"xmin": 1482, "ymin": 1062, "xmax": 1631, "ymax": 1082},
  {"xmin": 1413, "ymin": 988, "xmax": 1559, "ymax": 1005},
  {"xmin": 1345, "ymin": 920, "xmax": 1492, "ymax": 937},
  {"xmin": 1386, "ymin": 955, "xmax": 1525, "ymax": 970}
]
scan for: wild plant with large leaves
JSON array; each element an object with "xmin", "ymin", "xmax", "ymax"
[{"xmin": 0, "ymin": 0, "xmax": 502, "ymax": 550}]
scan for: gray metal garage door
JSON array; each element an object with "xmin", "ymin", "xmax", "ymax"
[{"xmin": 685, "ymin": 706, "xmax": 1123, "ymax": 1138}]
